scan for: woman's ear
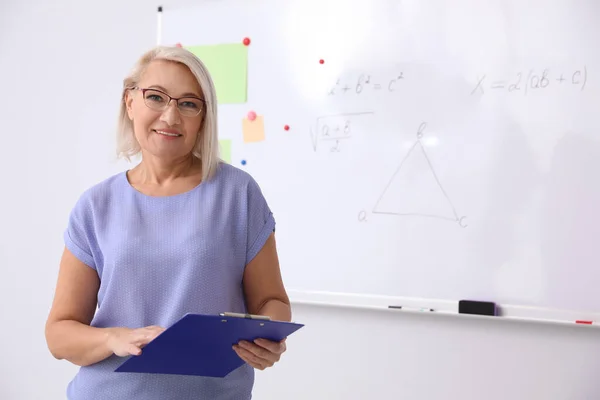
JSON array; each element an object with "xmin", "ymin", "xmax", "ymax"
[
  {"xmin": 124, "ymin": 90, "xmax": 134, "ymax": 120},
  {"xmin": 200, "ymin": 112, "xmax": 206, "ymax": 130}
]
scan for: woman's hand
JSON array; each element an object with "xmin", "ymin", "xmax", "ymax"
[
  {"xmin": 233, "ymin": 338, "xmax": 287, "ymax": 370},
  {"xmin": 106, "ymin": 326, "xmax": 165, "ymax": 357}
]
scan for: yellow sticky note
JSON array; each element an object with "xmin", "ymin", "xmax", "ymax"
[
  {"xmin": 219, "ymin": 139, "xmax": 232, "ymax": 163},
  {"xmin": 242, "ymin": 116, "xmax": 265, "ymax": 143},
  {"xmin": 186, "ymin": 43, "xmax": 248, "ymax": 104}
]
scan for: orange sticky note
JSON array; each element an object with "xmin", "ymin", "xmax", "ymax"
[{"xmin": 242, "ymin": 115, "xmax": 265, "ymax": 143}]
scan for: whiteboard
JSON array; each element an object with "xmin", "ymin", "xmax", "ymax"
[{"xmin": 161, "ymin": 0, "xmax": 600, "ymax": 318}]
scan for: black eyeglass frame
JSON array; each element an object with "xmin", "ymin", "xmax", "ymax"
[{"xmin": 129, "ymin": 86, "xmax": 206, "ymax": 117}]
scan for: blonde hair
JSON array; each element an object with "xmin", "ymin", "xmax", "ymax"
[{"xmin": 116, "ymin": 45, "xmax": 220, "ymax": 182}]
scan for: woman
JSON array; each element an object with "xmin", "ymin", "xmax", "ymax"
[{"xmin": 44, "ymin": 45, "xmax": 291, "ymax": 400}]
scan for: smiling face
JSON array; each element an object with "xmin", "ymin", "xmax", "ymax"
[{"xmin": 125, "ymin": 60, "xmax": 205, "ymax": 162}]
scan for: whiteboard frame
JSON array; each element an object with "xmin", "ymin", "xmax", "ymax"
[{"xmin": 157, "ymin": 3, "xmax": 600, "ymax": 330}]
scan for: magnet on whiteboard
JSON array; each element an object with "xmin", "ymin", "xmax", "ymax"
[
  {"xmin": 247, "ymin": 111, "xmax": 257, "ymax": 121},
  {"xmin": 243, "ymin": 37, "xmax": 251, "ymax": 46},
  {"xmin": 175, "ymin": 43, "xmax": 182, "ymax": 48}
]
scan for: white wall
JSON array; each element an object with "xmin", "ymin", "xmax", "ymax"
[{"xmin": 1, "ymin": 0, "xmax": 599, "ymax": 399}]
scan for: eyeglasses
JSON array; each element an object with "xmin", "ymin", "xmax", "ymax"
[{"xmin": 130, "ymin": 86, "xmax": 206, "ymax": 117}]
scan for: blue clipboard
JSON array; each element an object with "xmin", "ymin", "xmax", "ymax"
[{"xmin": 114, "ymin": 312, "xmax": 304, "ymax": 378}]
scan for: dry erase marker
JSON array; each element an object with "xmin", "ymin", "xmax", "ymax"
[
  {"xmin": 220, "ymin": 312, "xmax": 271, "ymax": 321},
  {"xmin": 388, "ymin": 305, "xmax": 434, "ymax": 312}
]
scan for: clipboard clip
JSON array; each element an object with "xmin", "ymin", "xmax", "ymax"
[{"xmin": 219, "ymin": 312, "xmax": 271, "ymax": 321}]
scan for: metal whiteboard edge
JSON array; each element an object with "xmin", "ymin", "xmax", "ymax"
[
  {"xmin": 156, "ymin": 5, "xmax": 162, "ymax": 45},
  {"xmin": 287, "ymin": 290, "xmax": 600, "ymax": 329}
]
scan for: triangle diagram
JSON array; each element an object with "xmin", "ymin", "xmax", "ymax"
[{"xmin": 372, "ymin": 140, "xmax": 458, "ymax": 222}]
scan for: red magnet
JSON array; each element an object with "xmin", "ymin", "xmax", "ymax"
[
  {"xmin": 175, "ymin": 43, "xmax": 183, "ymax": 48},
  {"xmin": 243, "ymin": 37, "xmax": 251, "ymax": 46},
  {"xmin": 247, "ymin": 111, "xmax": 257, "ymax": 121},
  {"xmin": 284, "ymin": 125, "xmax": 290, "ymax": 131},
  {"xmin": 319, "ymin": 59, "xmax": 324, "ymax": 64}
]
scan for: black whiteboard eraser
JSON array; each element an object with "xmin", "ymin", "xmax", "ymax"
[
  {"xmin": 458, "ymin": 300, "xmax": 496, "ymax": 316},
  {"xmin": 157, "ymin": 6, "xmax": 163, "ymax": 12}
]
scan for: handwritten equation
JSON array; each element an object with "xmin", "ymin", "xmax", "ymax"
[
  {"xmin": 471, "ymin": 66, "xmax": 588, "ymax": 95},
  {"xmin": 310, "ymin": 111, "xmax": 374, "ymax": 152},
  {"xmin": 328, "ymin": 73, "xmax": 405, "ymax": 96}
]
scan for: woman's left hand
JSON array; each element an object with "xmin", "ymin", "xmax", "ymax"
[{"xmin": 233, "ymin": 338, "xmax": 287, "ymax": 370}]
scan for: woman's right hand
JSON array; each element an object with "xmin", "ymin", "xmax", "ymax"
[{"xmin": 106, "ymin": 326, "xmax": 165, "ymax": 357}]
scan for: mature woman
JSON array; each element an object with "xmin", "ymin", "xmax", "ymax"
[{"xmin": 44, "ymin": 45, "xmax": 291, "ymax": 400}]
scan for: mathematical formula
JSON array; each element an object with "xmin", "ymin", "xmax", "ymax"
[
  {"xmin": 328, "ymin": 72, "xmax": 405, "ymax": 96},
  {"xmin": 310, "ymin": 111, "xmax": 374, "ymax": 152},
  {"xmin": 471, "ymin": 66, "xmax": 588, "ymax": 95}
]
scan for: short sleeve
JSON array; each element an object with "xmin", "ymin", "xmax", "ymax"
[
  {"xmin": 63, "ymin": 194, "xmax": 97, "ymax": 270},
  {"xmin": 245, "ymin": 178, "xmax": 276, "ymax": 265}
]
